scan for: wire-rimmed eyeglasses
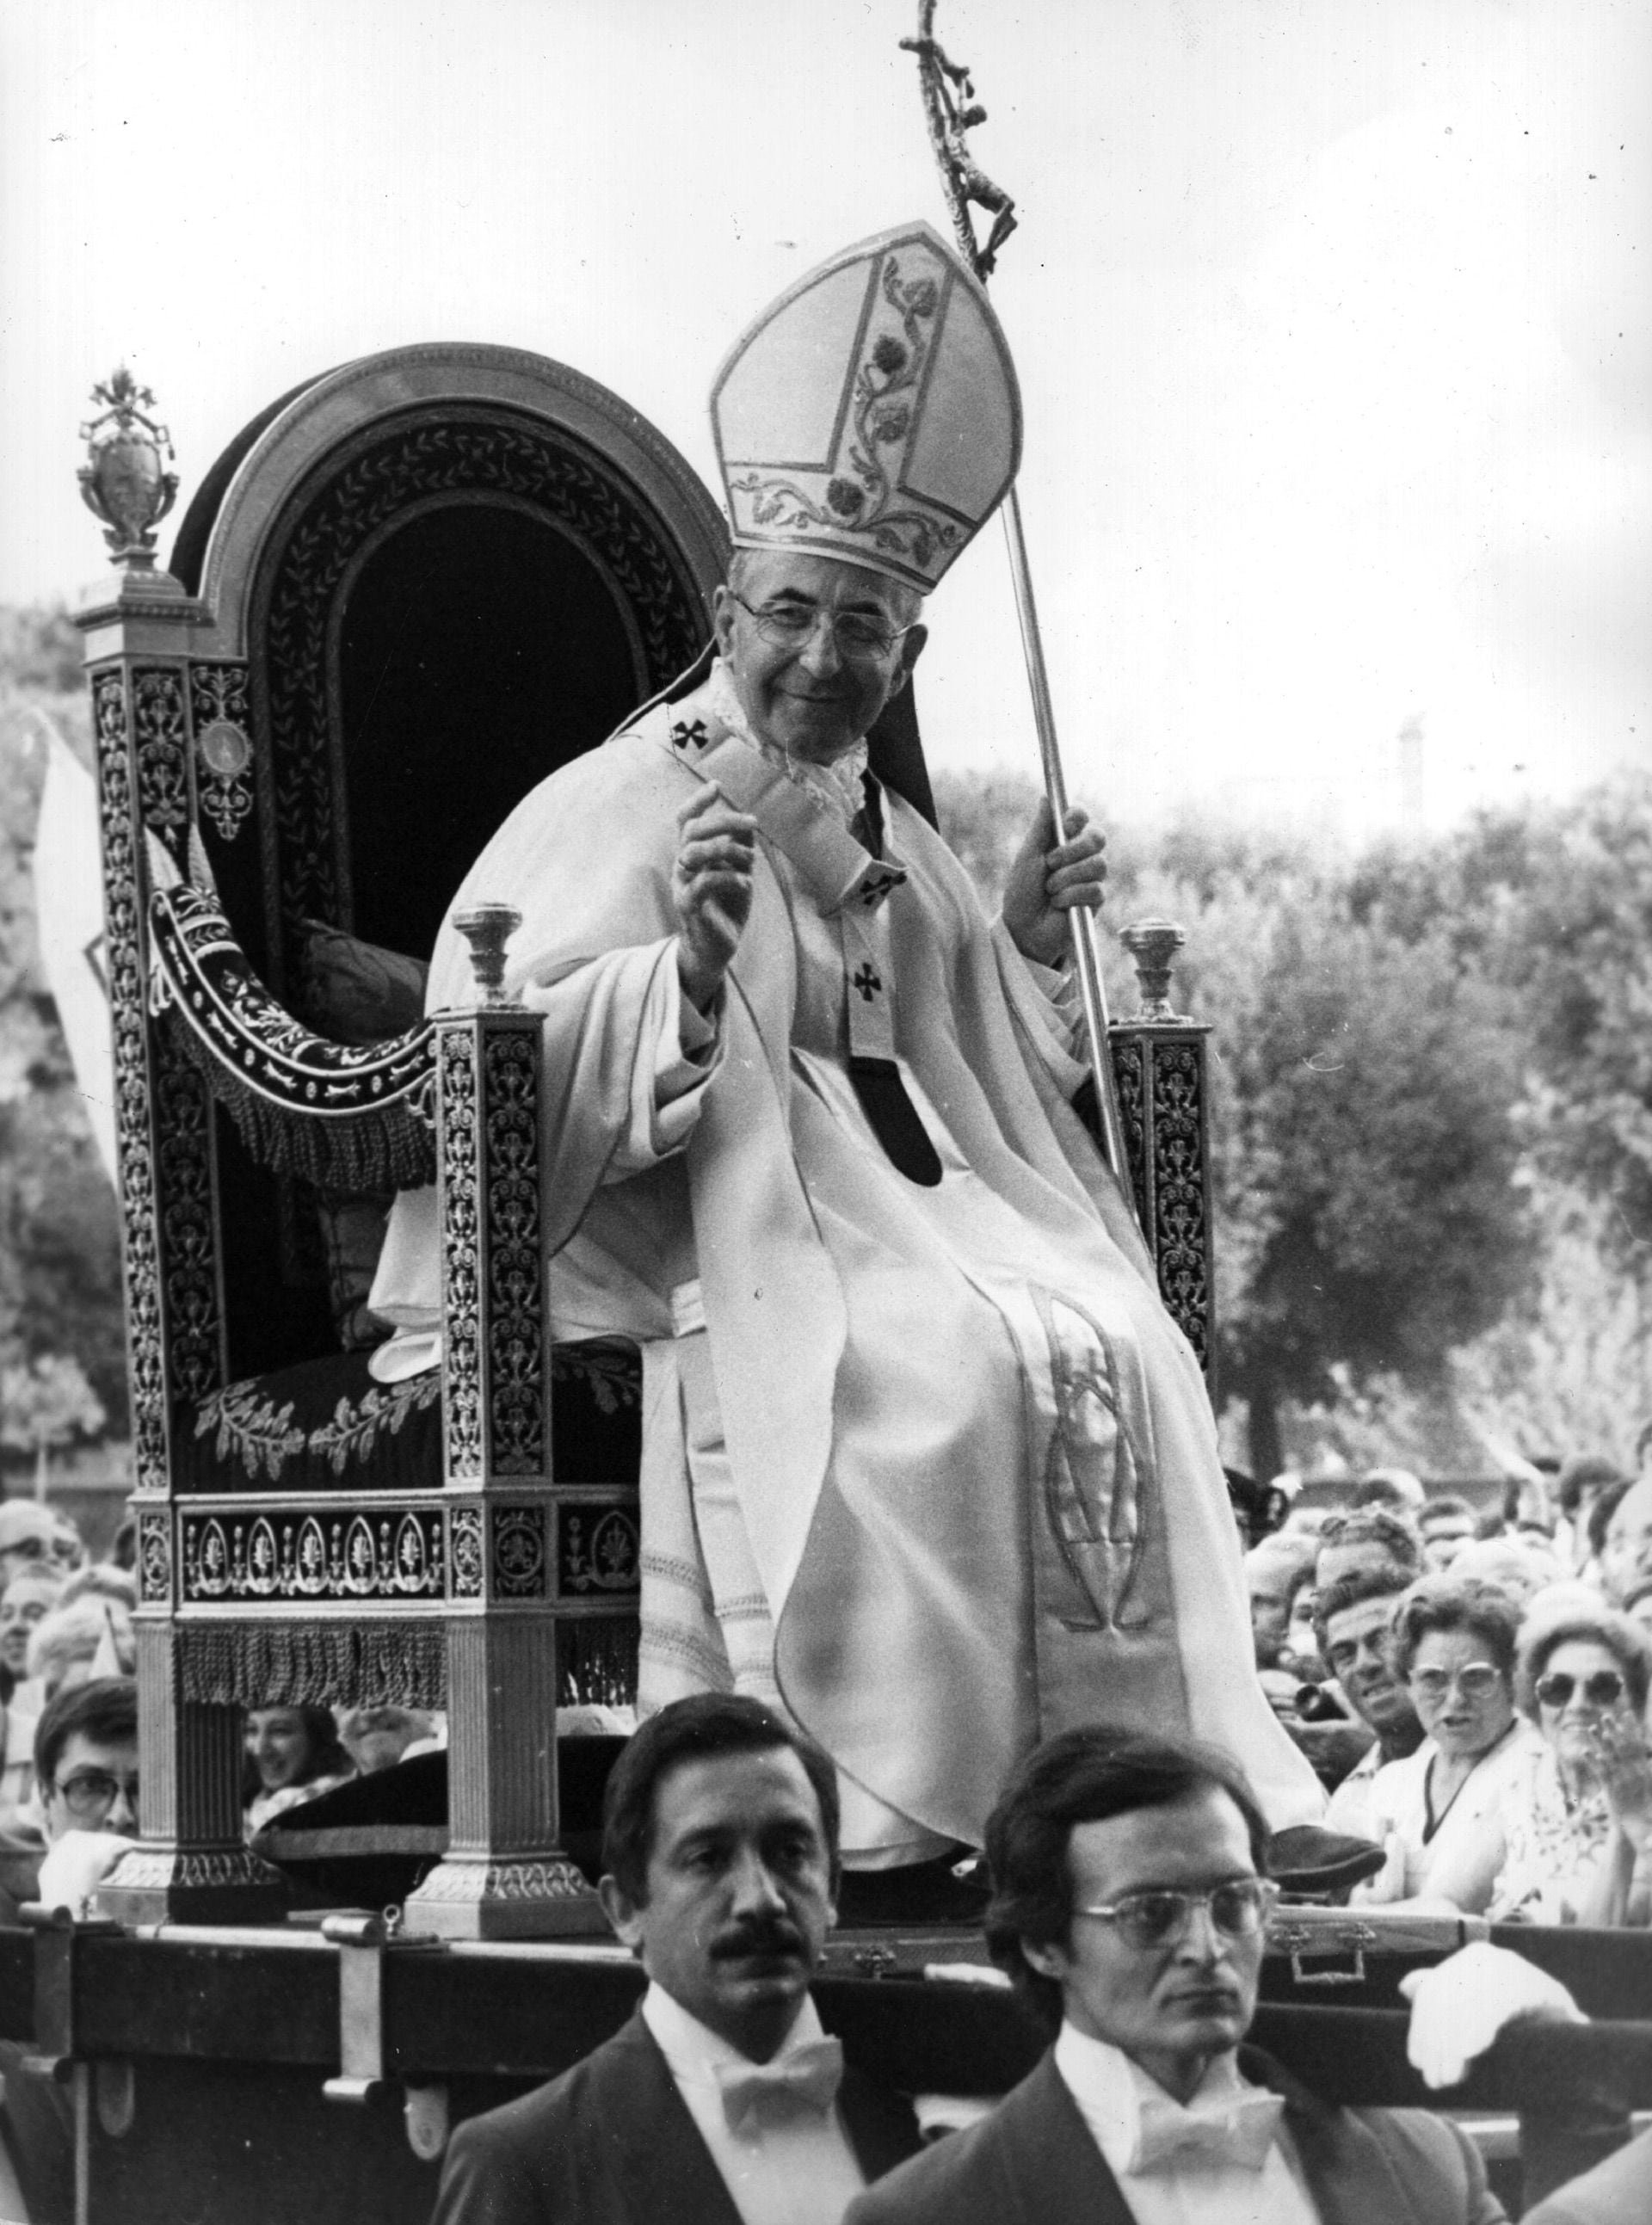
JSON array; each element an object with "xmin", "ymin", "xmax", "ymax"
[
  {"xmin": 1072, "ymin": 1877, "xmax": 1279, "ymax": 1952},
  {"xmin": 730, "ymin": 593, "xmax": 914, "ymax": 663}
]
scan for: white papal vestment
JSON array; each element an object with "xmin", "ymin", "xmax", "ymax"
[{"xmin": 372, "ymin": 667, "xmax": 1321, "ymax": 1859}]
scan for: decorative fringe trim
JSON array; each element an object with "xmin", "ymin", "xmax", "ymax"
[
  {"xmin": 166, "ymin": 1013, "xmax": 436, "ymax": 1192},
  {"xmin": 559, "ymin": 1618, "xmax": 639, "ymax": 1708},
  {"xmin": 149, "ymin": 881, "xmax": 437, "ymax": 1193},
  {"xmin": 179, "ymin": 1620, "xmax": 446, "ymax": 1709}
]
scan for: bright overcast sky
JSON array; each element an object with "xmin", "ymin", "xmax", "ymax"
[{"xmin": 3, "ymin": 0, "xmax": 1647, "ymax": 835}]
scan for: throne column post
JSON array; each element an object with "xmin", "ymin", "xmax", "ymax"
[
  {"xmin": 1108, "ymin": 918, "xmax": 1217, "ymax": 1389},
  {"xmin": 402, "ymin": 908, "xmax": 607, "ymax": 1938},
  {"xmin": 72, "ymin": 373, "xmax": 285, "ymax": 1920}
]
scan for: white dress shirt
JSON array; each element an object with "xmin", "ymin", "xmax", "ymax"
[
  {"xmin": 640, "ymin": 1982, "xmax": 867, "ymax": 2225},
  {"xmin": 1053, "ymin": 2022, "xmax": 1322, "ymax": 2225},
  {"xmin": 1322, "ymin": 1737, "xmax": 1384, "ymax": 1841}
]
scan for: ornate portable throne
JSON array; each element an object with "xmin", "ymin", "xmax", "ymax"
[
  {"xmin": 77, "ymin": 346, "xmax": 735, "ymax": 1932},
  {"xmin": 76, "ymin": 346, "xmax": 1214, "ymax": 1938}
]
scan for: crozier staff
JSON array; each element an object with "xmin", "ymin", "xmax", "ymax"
[{"xmin": 372, "ymin": 222, "xmax": 1321, "ymax": 1869}]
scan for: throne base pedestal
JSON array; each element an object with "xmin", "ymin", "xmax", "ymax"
[
  {"xmin": 96, "ymin": 1843, "xmax": 289, "ymax": 1927},
  {"xmin": 402, "ymin": 1852, "xmax": 608, "ymax": 1940}
]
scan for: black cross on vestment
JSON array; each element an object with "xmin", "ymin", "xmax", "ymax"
[
  {"xmin": 852, "ymin": 963, "xmax": 882, "ymax": 1002},
  {"xmin": 860, "ymin": 868, "xmax": 903, "ymax": 907},
  {"xmin": 670, "ymin": 718, "xmax": 710, "ymax": 751}
]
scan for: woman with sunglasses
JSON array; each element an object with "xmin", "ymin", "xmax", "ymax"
[
  {"xmin": 1482, "ymin": 1607, "xmax": 1652, "ymax": 1926},
  {"xmin": 1353, "ymin": 1578, "xmax": 1540, "ymax": 1910}
]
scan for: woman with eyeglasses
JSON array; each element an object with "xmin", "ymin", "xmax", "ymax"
[
  {"xmin": 1353, "ymin": 1578, "xmax": 1541, "ymax": 1910},
  {"xmin": 1482, "ymin": 1607, "xmax": 1652, "ymax": 1926}
]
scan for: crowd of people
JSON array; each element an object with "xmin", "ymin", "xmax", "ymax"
[
  {"xmin": 1239, "ymin": 1445, "xmax": 1652, "ymax": 1929},
  {"xmin": 3, "ymin": 1456, "xmax": 1652, "ymax": 2222},
  {"xmin": 6, "ymin": 1442, "xmax": 1651, "ymax": 1926},
  {"xmin": 0, "ymin": 1491, "xmax": 447, "ymax": 1906}
]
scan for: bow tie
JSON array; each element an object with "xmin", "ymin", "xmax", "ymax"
[
  {"xmin": 713, "ymin": 2037, "xmax": 844, "ymax": 2135},
  {"xmin": 1130, "ymin": 2087, "xmax": 1285, "ymax": 2174}
]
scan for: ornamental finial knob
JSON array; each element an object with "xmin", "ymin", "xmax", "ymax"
[
  {"xmin": 77, "ymin": 367, "xmax": 179, "ymax": 569},
  {"xmin": 1119, "ymin": 917, "xmax": 1190, "ymax": 1023},
  {"xmin": 452, "ymin": 904, "xmax": 522, "ymax": 1007}
]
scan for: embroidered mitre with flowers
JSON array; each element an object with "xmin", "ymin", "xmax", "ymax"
[{"xmin": 711, "ymin": 222, "xmax": 1022, "ymax": 594}]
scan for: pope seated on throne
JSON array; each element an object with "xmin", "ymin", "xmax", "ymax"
[{"xmin": 367, "ymin": 222, "xmax": 1320, "ymax": 1871}]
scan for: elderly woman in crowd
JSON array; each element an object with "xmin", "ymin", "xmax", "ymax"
[
  {"xmin": 1478, "ymin": 1606, "xmax": 1652, "ymax": 1926},
  {"xmin": 243, "ymin": 1705, "xmax": 354, "ymax": 1834},
  {"xmin": 1354, "ymin": 1577, "xmax": 1541, "ymax": 1909}
]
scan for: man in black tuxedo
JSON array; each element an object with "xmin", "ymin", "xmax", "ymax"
[
  {"xmin": 848, "ymin": 1728, "xmax": 1506, "ymax": 2225},
  {"xmin": 433, "ymin": 1693, "xmax": 919, "ymax": 2224}
]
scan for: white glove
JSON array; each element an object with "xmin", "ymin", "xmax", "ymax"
[
  {"xmin": 34, "ymin": 1828, "xmax": 136, "ymax": 1920},
  {"xmin": 1400, "ymin": 1940, "xmax": 1585, "ymax": 2089}
]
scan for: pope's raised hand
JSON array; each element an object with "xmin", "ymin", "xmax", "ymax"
[
  {"xmin": 674, "ymin": 784, "xmax": 757, "ymax": 1011},
  {"xmin": 1002, "ymin": 798, "xmax": 1107, "ymax": 968}
]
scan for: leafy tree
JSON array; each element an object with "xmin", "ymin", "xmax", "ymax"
[
  {"xmin": 1352, "ymin": 772, "xmax": 1652, "ymax": 1271},
  {"xmin": 940, "ymin": 774, "xmax": 1538, "ymax": 1477},
  {"xmin": 0, "ymin": 618, "xmax": 126, "ymax": 1436},
  {"xmin": 1208, "ymin": 898, "xmax": 1534, "ymax": 1477},
  {"xmin": 0, "ymin": 606, "xmax": 83, "ymax": 696},
  {"xmin": 1451, "ymin": 1174, "xmax": 1650, "ymax": 1467},
  {"xmin": 0, "ymin": 1351, "xmax": 106, "ymax": 1494}
]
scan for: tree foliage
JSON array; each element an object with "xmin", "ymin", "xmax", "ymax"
[
  {"xmin": 1108, "ymin": 839, "xmax": 1536, "ymax": 1476},
  {"xmin": 0, "ymin": 1352, "xmax": 106, "ymax": 1460},
  {"xmin": 939, "ymin": 774, "xmax": 1541, "ymax": 1476},
  {"xmin": 1353, "ymin": 774, "xmax": 1652, "ymax": 1273},
  {"xmin": 0, "ymin": 612, "xmax": 127, "ymax": 1437}
]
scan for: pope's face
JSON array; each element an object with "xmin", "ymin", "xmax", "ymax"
[{"xmin": 712, "ymin": 551, "xmax": 925, "ymax": 767}]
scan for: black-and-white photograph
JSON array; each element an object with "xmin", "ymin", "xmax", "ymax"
[{"xmin": 1, "ymin": 3, "xmax": 1648, "ymax": 2219}]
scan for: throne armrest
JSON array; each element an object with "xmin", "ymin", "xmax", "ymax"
[{"xmin": 149, "ymin": 879, "xmax": 436, "ymax": 1194}]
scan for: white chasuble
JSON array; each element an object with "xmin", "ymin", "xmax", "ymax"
[{"xmin": 371, "ymin": 671, "xmax": 1322, "ymax": 1856}]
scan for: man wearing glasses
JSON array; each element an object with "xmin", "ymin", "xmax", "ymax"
[
  {"xmin": 0, "ymin": 1681, "xmax": 137, "ymax": 2223},
  {"xmin": 372, "ymin": 224, "xmax": 1319, "ymax": 1884},
  {"xmin": 848, "ymin": 1728, "xmax": 1504, "ymax": 2223},
  {"xmin": 36, "ymin": 1678, "xmax": 139, "ymax": 1847}
]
